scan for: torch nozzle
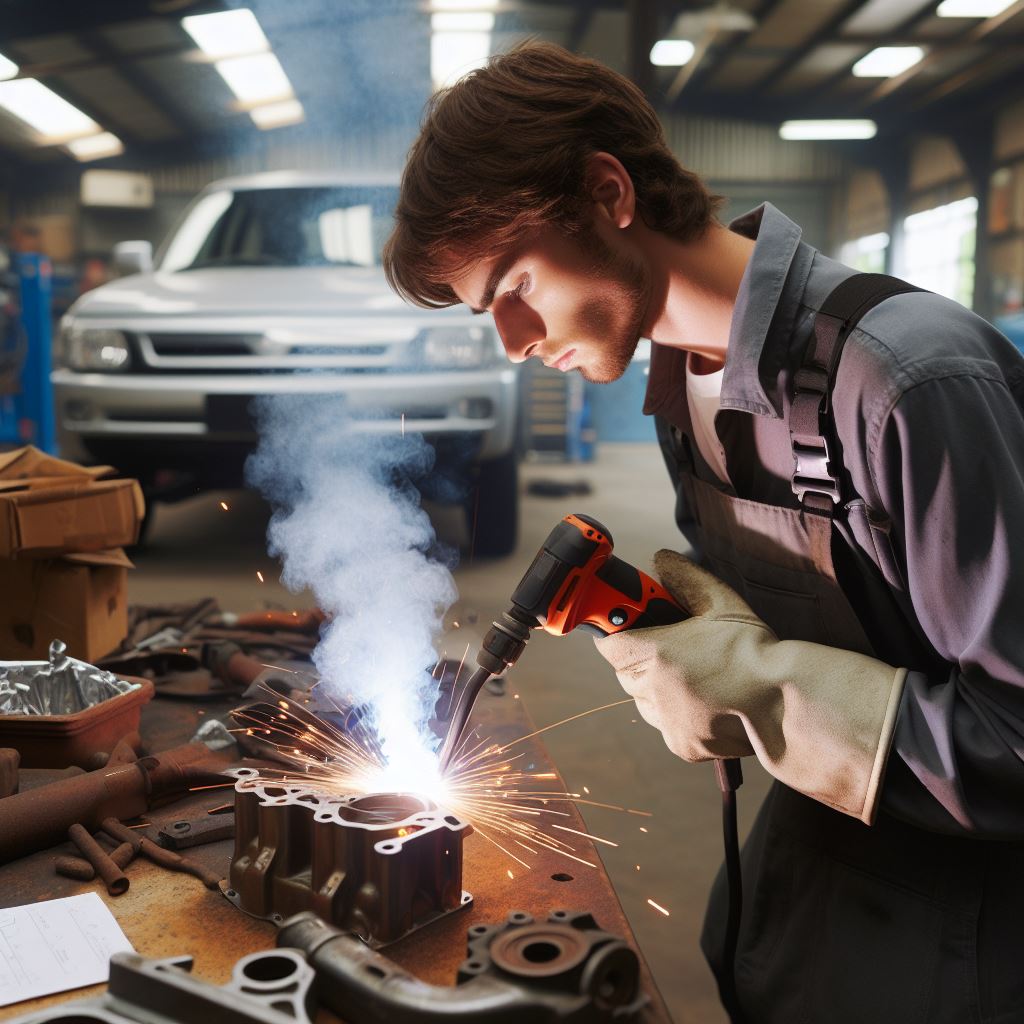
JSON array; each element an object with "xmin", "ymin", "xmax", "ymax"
[{"xmin": 437, "ymin": 610, "xmax": 535, "ymax": 771}]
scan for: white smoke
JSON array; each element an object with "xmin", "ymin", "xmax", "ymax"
[{"xmin": 246, "ymin": 394, "xmax": 457, "ymax": 771}]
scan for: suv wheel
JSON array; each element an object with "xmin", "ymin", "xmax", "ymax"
[{"xmin": 465, "ymin": 450, "xmax": 518, "ymax": 558}]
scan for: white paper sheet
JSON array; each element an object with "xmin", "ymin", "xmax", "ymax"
[{"xmin": 0, "ymin": 892, "xmax": 134, "ymax": 1007}]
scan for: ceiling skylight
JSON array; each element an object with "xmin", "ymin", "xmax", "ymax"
[
  {"xmin": 0, "ymin": 79, "xmax": 98, "ymax": 140},
  {"xmin": 181, "ymin": 9, "xmax": 270, "ymax": 59},
  {"xmin": 852, "ymin": 46, "xmax": 925, "ymax": 77}
]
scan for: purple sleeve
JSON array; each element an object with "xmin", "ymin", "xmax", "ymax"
[{"xmin": 873, "ymin": 372, "xmax": 1024, "ymax": 836}]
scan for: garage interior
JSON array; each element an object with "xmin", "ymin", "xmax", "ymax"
[{"xmin": 1, "ymin": 2, "xmax": 1023, "ymax": 1023}]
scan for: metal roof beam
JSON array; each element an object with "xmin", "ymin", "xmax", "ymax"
[
  {"xmin": 863, "ymin": 0, "xmax": 1024, "ymax": 105},
  {"xmin": 666, "ymin": 0, "xmax": 788, "ymax": 111}
]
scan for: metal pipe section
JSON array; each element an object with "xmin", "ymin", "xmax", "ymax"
[
  {"xmin": 0, "ymin": 743, "xmax": 231, "ymax": 865},
  {"xmin": 278, "ymin": 912, "xmax": 555, "ymax": 1024}
]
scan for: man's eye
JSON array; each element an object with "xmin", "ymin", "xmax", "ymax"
[{"xmin": 506, "ymin": 276, "xmax": 529, "ymax": 301}]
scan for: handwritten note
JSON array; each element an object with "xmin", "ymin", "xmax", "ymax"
[{"xmin": 0, "ymin": 893, "xmax": 134, "ymax": 1007}]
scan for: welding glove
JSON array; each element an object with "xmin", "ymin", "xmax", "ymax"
[{"xmin": 595, "ymin": 550, "xmax": 907, "ymax": 824}]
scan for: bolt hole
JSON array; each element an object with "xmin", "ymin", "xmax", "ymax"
[
  {"xmin": 380, "ymin": 844, "xmax": 396, "ymax": 851},
  {"xmin": 511, "ymin": 913, "xmax": 527, "ymax": 921},
  {"xmin": 470, "ymin": 925, "xmax": 488, "ymax": 935},
  {"xmin": 444, "ymin": 815, "xmax": 459, "ymax": 826},
  {"xmin": 466, "ymin": 961, "xmax": 482, "ymax": 970},
  {"xmin": 365, "ymin": 964, "xmax": 387, "ymax": 978},
  {"xmin": 226, "ymin": 890, "xmax": 237, "ymax": 898},
  {"xmin": 173, "ymin": 822, "xmax": 188, "ymax": 830},
  {"xmin": 553, "ymin": 911, "xmax": 567, "ymax": 917},
  {"xmin": 551, "ymin": 872, "xmax": 574, "ymax": 882},
  {"xmin": 522, "ymin": 941, "xmax": 561, "ymax": 964},
  {"xmin": 241, "ymin": 955, "xmax": 298, "ymax": 982}
]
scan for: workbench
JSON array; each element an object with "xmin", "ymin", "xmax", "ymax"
[{"xmin": 0, "ymin": 685, "xmax": 672, "ymax": 1022}]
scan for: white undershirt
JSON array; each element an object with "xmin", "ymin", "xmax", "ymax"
[{"xmin": 685, "ymin": 352, "xmax": 730, "ymax": 485}]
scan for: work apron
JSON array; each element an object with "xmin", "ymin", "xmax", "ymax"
[{"xmin": 659, "ymin": 423, "xmax": 1024, "ymax": 1024}]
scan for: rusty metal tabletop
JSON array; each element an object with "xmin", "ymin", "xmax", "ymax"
[{"xmin": 0, "ymin": 688, "xmax": 672, "ymax": 1023}]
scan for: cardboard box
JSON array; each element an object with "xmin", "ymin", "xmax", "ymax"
[
  {"xmin": 0, "ymin": 549, "xmax": 131, "ymax": 662},
  {"xmin": 0, "ymin": 447, "xmax": 145, "ymax": 558}
]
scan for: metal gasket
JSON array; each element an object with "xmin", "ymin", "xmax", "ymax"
[{"xmin": 222, "ymin": 767, "xmax": 472, "ymax": 946}]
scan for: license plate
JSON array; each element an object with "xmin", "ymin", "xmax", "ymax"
[{"xmin": 205, "ymin": 395, "xmax": 257, "ymax": 435}]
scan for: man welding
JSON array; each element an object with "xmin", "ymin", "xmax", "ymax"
[{"xmin": 383, "ymin": 42, "xmax": 1024, "ymax": 1024}]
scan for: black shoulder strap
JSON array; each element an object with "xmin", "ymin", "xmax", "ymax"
[{"xmin": 790, "ymin": 272, "xmax": 923, "ymax": 513}]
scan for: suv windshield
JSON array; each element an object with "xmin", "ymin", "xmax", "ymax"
[{"xmin": 159, "ymin": 186, "xmax": 397, "ymax": 271}]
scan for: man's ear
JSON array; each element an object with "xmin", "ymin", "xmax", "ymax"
[{"xmin": 586, "ymin": 152, "xmax": 636, "ymax": 229}]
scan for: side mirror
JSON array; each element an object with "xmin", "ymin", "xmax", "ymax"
[{"xmin": 112, "ymin": 240, "xmax": 153, "ymax": 277}]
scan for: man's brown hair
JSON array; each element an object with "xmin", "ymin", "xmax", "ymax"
[{"xmin": 383, "ymin": 41, "xmax": 722, "ymax": 308}]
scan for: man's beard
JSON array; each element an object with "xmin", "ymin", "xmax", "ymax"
[{"xmin": 573, "ymin": 226, "xmax": 650, "ymax": 384}]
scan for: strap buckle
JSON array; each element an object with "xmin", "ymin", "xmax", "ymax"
[{"xmin": 791, "ymin": 439, "xmax": 841, "ymax": 506}]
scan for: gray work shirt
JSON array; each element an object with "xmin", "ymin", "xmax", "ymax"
[{"xmin": 644, "ymin": 202, "xmax": 1024, "ymax": 838}]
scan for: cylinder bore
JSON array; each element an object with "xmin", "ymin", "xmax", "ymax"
[{"xmin": 339, "ymin": 793, "xmax": 433, "ymax": 826}]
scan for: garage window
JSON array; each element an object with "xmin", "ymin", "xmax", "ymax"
[
  {"xmin": 839, "ymin": 231, "xmax": 889, "ymax": 274},
  {"xmin": 899, "ymin": 195, "xmax": 978, "ymax": 307}
]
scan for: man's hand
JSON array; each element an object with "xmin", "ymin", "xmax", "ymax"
[{"xmin": 595, "ymin": 550, "xmax": 907, "ymax": 823}]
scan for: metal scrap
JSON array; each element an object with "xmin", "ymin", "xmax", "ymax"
[
  {"xmin": 102, "ymin": 817, "xmax": 224, "ymax": 889},
  {"xmin": 68, "ymin": 823, "xmax": 129, "ymax": 895},
  {"xmin": 0, "ymin": 741, "xmax": 233, "ymax": 864},
  {"xmin": 0, "ymin": 640, "xmax": 138, "ymax": 715}
]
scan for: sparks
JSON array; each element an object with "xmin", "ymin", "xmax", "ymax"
[
  {"xmin": 647, "ymin": 899, "xmax": 670, "ymax": 917},
  {"xmin": 231, "ymin": 689, "xmax": 641, "ymax": 881},
  {"xmin": 507, "ymin": 869, "xmax": 514, "ymax": 880},
  {"xmin": 640, "ymin": 827, "xmax": 649, "ymax": 833},
  {"xmin": 401, "ymin": 413, "xmax": 406, "ymax": 437},
  {"xmin": 219, "ymin": 501, "xmax": 230, "ymax": 511},
  {"xmin": 257, "ymin": 571, "xmax": 265, "ymax": 583},
  {"xmin": 583, "ymin": 785, "xmax": 590, "ymax": 795}
]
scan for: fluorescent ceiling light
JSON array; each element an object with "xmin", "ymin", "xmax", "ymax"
[
  {"xmin": 66, "ymin": 131, "xmax": 124, "ymax": 161},
  {"xmin": 852, "ymin": 46, "xmax": 925, "ymax": 77},
  {"xmin": 650, "ymin": 39, "xmax": 696, "ymax": 66},
  {"xmin": 432, "ymin": 11, "xmax": 495, "ymax": 30},
  {"xmin": 0, "ymin": 53, "xmax": 17, "ymax": 82},
  {"xmin": 431, "ymin": 32, "xmax": 491, "ymax": 88},
  {"xmin": 250, "ymin": 98, "xmax": 305, "ymax": 130},
  {"xmin": 936, "ymin": 0, "xmax": 1015, "ymax": 15},
  {"xmin": 780, "ymin": 119, "xmax": 877, "ymax": 140},
  {"xmin": 0, "ymin": 79, "xmax": 98, "ymax": 139},
  {"xmin": 181, "ymin": 9, "xmax": 269, "ymax": 59},
  {"xmin": 215, "ymin": 52, "xmax": 293, "ymax": 104}
]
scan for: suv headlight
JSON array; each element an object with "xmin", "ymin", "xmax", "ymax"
[
  {"xmin": 419, "ymin": 327, "xmax": 495, "ymax": 368},
  {"xmin": 61, "ymin": 326, "xmax": 131, "ymax": 371}
]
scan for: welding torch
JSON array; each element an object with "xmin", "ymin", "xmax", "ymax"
[
  {"xmin": 440, "ymin": 512, "xmax": 695, "ymax": 769},
  {"xmin": 437, "ymin": 512, "xmax": 745, "ymax": 1022}
]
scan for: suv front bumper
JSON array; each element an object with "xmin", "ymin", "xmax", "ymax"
[{"xmin": 52, "ymin": 367, "xmax": 519, "ymax": 462}]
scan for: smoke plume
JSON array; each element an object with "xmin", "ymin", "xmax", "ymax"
[{"xmin": 246, "ymin": 395, "xmax": 457, "ymax": 769}]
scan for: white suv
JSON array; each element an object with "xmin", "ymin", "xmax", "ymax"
[{"xmin": 54, "ymin": 171, "xmax": 520, "ymax": 555}]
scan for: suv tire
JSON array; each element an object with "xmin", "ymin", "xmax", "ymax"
[{"xmin": 465, "ymin": 450, "xmax": 518, "ymax": 558}]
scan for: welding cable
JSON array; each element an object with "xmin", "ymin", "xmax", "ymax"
[{"xmin": 714, "ymin": 757, "xmax": 747, "ymax": 1024}]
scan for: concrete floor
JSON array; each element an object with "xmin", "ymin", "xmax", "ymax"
[{"xmin": 129, "ymin": 442, "xmax": 773, "ymax": 1024}]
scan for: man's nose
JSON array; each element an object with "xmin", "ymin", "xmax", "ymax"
[{"xmin": 494, "ymin": 305, "xmax": 544, "ymax": 363}]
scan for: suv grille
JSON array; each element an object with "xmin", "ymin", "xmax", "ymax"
[{"xmin": 132, "ymin": 329, "xmax": 414, "ymax": 373}]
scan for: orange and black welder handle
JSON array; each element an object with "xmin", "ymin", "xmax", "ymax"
[{"xmin": 510, "ymin": 513, "xmax": 684, "ymax": 637}]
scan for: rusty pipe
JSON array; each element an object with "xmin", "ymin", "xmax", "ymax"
[
  {"xmin": 68, "ymin": 824, "xmax": 129, "ymax": 895},
  {"xmin": 55, "ymin": 841, "xmax": 134, "ymax": 881},
  {"xmin": 0, "ymin": 748, "xmax": 19, "ymax": 798},
  {"xmin": 84, "ymin": 732, "xmax": 144, "ymax": 772},
  {"xmin": 102, "ymin": 817, "xmax": 223, "ymax": 889},
  {"xmin": 0, "ymin": 743, "xmax": 232, "ymax": 865}
]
